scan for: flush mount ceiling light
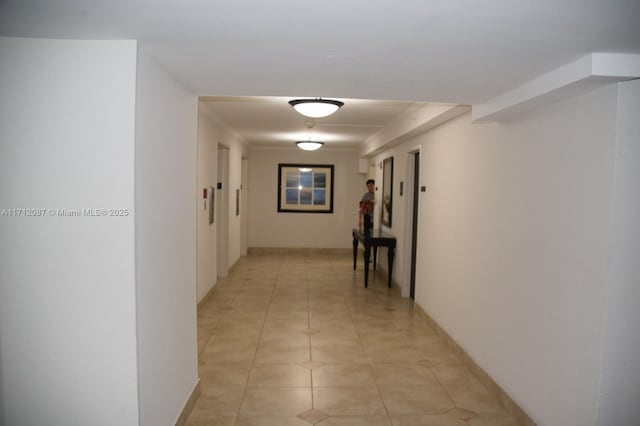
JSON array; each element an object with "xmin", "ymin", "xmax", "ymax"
[
  {"xmin": 296, "ymin": 141, "xmax": 324, "ymax": 151},
  {"xmin": 288, "ymin": 98, "xmax": 344, "ymax": 118}
]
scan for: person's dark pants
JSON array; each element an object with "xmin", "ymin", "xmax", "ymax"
[{"xmin": 364, "ymin": 215, "xmax": 373, "ymax": 231}]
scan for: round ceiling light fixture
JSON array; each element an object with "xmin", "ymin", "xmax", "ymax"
[
  {"xmin": 288, "ymin": 98, "xmax": 344, "ymax": 118},
  {"xmin": 295, "ymin": 141, "xmax": 324, "ymax": 151}
]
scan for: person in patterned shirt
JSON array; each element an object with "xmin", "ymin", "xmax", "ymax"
[{"xmin": 359, "ymin": 179, "xmax": 376, "ymax": 231}]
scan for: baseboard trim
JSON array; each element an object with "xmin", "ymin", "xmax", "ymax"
[
  {"xmin": 248, "ymin": 247, "xmax": 352, "ymax": 255},
  {"xmin": 197, "ymin": 286, "xmax": 214, "ymax": 308},
  {"xmin": 174, "ymin": 379, "xmax": 201, "ymax": 426},
  {"xmin": 413, "ymin": 304, "xmax": 536, "ymax": 426},
  {"xmin": 198, "ymin": 258, "xmax": 244, "ymax": 307}
]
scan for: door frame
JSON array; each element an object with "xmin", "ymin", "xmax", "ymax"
[{"xmin": 403, "ymin": 148, "xmax": 420, "ymax": 299}]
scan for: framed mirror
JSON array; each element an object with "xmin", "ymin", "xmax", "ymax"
[{"xmin": 381, "ymin": 157, "xmax": 393, "ymax": 227}]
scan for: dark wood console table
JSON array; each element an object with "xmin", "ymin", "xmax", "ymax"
[{"xmin": 352, "ymin": 228, "xmax": 396, "ymax": 288}]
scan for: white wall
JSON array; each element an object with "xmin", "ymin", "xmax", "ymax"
[
  {"xmin": 196, "ymin": 107, "xmax": 247, "ymax": 302},
  {"xmin": 371, "ymin": 84, "xmax": 622, "ymax": 426},
  {"xmin": 241, "ymin": 158, "xmax": 249, "ymax": 256},
  {"xmin": 227, "ymin": 143, "xmax": 245, "ymax": 265},
  {"xmin": 247, "ymin": 147, "xmax": 364, "ymax": 249},
  {"xmin": 217, "ymin": 146, "xmax": 230, "ymax": 275},
  {"xmin": 134, "ymin": 49, "xmax": 199, "ymax": 425},
  {"xmin": 0, "ymin": 38, "xmax": 139, "ymax": 426},
  {"xmin": 196, "ymin": 110, "xmax": 220, "ymax": 300},
  {"xmin": 596, "ymin": 79, "xmax": 640, "ymax": 426}
]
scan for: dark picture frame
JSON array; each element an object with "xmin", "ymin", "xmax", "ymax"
[
  {"xmin": 277, "ymin": 163, "xmax": 334, "ymax": 213},
  {"xmin": 381, "ymin": 157, "xmax": 393, "ymax": 227}
]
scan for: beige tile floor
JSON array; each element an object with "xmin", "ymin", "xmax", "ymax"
[{"xmin": 187, "ymin": 252, "xmax": 520, "ymax": 426}]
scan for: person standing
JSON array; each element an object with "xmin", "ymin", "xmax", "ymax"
[{"xmin": 359, "ymin": 179, "xmax": 375, "ymax": 231}]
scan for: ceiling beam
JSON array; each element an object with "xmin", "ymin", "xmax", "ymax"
[{"xmin": 472, "ymin": 53, "xmax": 640, "ymax": 122}]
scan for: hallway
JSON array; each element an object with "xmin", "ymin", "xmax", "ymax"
[{"xmin": 186, "ymin": 251, "xmax": 519, "ymax": 426}]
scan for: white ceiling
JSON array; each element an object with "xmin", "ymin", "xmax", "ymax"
[
  {"xmin": 199, "ymin": 96, "xmax": 431, "ymax": 149},
  {"xmin": 2, "ymin": 0, "xmax": 639, "ymax": 149}
]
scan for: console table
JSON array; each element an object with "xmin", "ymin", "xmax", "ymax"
[{"xmin": 352, "ymin": 228, "xmax": 396, "ymax": 288}]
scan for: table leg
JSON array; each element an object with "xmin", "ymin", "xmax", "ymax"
[
  {"xmin": 373, "ymin": 246, "xmax": 378, "ymax": 271},
  {"xmin": 363, "ymin": 245, "xmax": 371, "ymax": 288},
  {"xmin": 387, "ymin": 246, "xmax": 395, "ymax": 288},
  {"xmin": 352, "ymin": 235, "xmax": 358, "ymax": 270}
]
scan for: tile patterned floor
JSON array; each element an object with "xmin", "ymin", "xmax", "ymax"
[{"xmin": 186, "ymin": 252, "xmax": 520, "ymax": 426}]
